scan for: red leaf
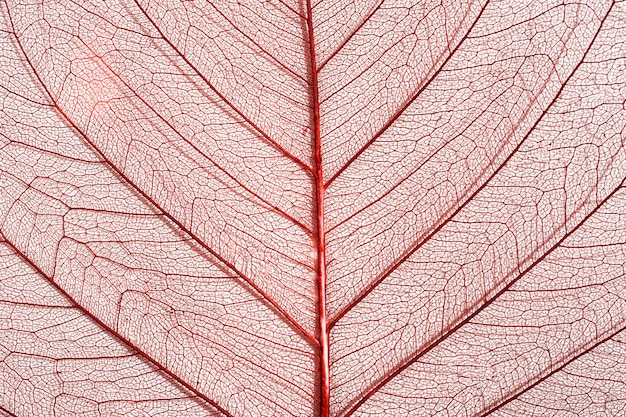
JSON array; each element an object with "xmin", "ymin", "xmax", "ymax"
[{"xmin": 1, "ymin": 0, "xmax": 625, "ymax": 416}]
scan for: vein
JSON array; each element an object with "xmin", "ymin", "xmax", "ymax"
[
  {"xmin": 329, "ymin": 1, "xmax": 611, "ymax": 328},
  {"xmin": 132, "ymin": 0, "xmax": 315, "ymax": 176},
  {"xmin": 325, "ymin": 91, "xmax": 506, "ymax": 235},
  {"xmin": 476, "ymin": 324, "xmax": 626, "ymax": 417},
  {"xmin": 204, "ymin": 0, "xmax": 308, "ymax": 82},
  {"xmin": 5, "ymin": 9, "xmax": 318, "ymax": 348},
  {"xmin": 0, "ymin": 233, "xmax": 233, "ymax": 417},
  {"xmin": 339, "ymin": 3, "xmax": 617, "ymax": 413},
  {"xmin": 316, "ymin": 0, "xmax": 385, "ymax": 73},
  {"xmin": 76, "ymin": 36, "xmax": 313, "ymax": 235},
  {"xmin": 305, "ymin": 0, "xmax": 331, "ymax": 414},
  {"xmin": 0, "ymin": 406, "xmax": 17, "ymax": 417},
  {"xmin": 343, "ymin": 176, "xmax": 625, "ymax": 417},
  {"xmin": 277, "ymin": 0, "xmax": 307, "ymax": 20},
  {"xmin": 324, "ymin": 0, "xmax": 490, "ymax": 188}
]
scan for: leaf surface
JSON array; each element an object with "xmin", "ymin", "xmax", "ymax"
[{"xmin": 1, "ymin": 0, "xmax": 625, "ymax": 416}]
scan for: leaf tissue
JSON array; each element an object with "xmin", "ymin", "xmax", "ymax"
[{"xmin": 1, "ymin": 0, "xmax": 626, "ymax": 416}]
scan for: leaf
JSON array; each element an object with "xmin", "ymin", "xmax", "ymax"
[{"xmin": 0, "ymin": 0, "xmax": 625, "ymax": 416}]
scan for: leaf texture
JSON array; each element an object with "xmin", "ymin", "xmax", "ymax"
[
  {"xmin": 1, "ymin": 0, "xmax": 625, "ymax": 416},
  {"xmin": 0, "ymin": 238, "xmax": 217, "ymax": 416}
]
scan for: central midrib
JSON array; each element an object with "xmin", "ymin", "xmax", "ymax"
[{"xmin": 304, "ymin": 1, "xmax": 330, "ymax": 416}]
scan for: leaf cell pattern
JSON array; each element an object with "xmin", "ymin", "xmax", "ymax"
[{"xmin": 1, "ymin": 0, "xmax": 625, "ymax": 416}]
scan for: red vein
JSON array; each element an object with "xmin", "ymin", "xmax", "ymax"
[
  {"xmin": 329, "ymin": 0, "xmax": 611, "ymax": 329},
  {"xmin": 277, "ymin": 0, "xmax": 306, "ymax": 20},
  {"xmin": 477, "ymin": 324, "xmax": 626, "ymax": 416},
  {"xmin": 0, "ymin": 234, "xmax": 233, "ymax": 417},
  {"xmin": 343, "ymin": 176, "xmax": 625, "ymax": 417},
  {"xmin": 316, "ymin": 0, "xmax": 385, "ymax": 73},
  {"xmin": 5, "ymin": 10, "xmax": 317, "ymax": 347},
  {"xmin": 325, "ymin": 87, "xmax": 508, "ymax": 235},
  {"xmin": 0, "ymin": 405, "xmax": 17, "ymax": 417},
  {"xmin": 339, "ymin": 3, "xmax": 616, "ymax": 413},
  {"xmin": 324, "ymin": 0, "xmax": 489, "ymax": 188},
  {"xmin": 203, "ymin": 0, "xmax": 307, "ymax": 82},
  {"xmin": 76, "ymin": 37, "xmax": 312, "ymax": 235},
  {"xmin": 305, "ymin": 1, "xmax": 330, "ymax": 415},
  {"xmin": 132, "ymin": 0, "xmax": 314, "ymax": 176}
]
